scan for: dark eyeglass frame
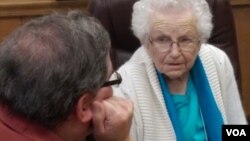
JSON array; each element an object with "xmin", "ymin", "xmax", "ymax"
[{"xmin": 101, "ymin": 71, "xmax": 122, "ymax": 87}]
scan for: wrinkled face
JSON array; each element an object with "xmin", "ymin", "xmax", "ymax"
[{"xmin": 146, "ymin": 8, "xmax": 200, "ymax": 80}]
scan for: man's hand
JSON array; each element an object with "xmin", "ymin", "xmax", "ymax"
[{"xmin": 92, "ymin": 96, "xmax": 133, "ymax": 141}]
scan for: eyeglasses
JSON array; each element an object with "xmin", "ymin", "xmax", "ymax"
[
  {"xmin": 102, "ymin": 71, "xmax": 122, "ymax": 87},
  {"xmin": 148, "ymin": 36, "xmax": 199, "ymax": 53}
]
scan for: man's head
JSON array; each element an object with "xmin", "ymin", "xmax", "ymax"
[{"xmin": 0, "ymin": 10, "xmax": 111, "ymax": 130}]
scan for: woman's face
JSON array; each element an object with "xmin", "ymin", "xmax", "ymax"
[{"xmin": 146, "ymin": 9, "xmax": 200, "ymax": 80}]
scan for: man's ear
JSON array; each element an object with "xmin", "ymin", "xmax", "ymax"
[{"xmin": 75, "ymin": 93, "xmax": 94, "ymax": 123}]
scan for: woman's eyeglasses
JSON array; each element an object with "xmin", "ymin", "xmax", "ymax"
[
  {"xmin": 102, "ymin": 71, "xmax": 122, "ymax": 87},
  {"xmin": 148, "ymin": 35, "xmax": 200, "ymax": 53}
]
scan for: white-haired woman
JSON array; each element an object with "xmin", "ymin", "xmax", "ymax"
[{"xmin": 114, "ymin": 0, "xmax": 247, "ymax": 140}]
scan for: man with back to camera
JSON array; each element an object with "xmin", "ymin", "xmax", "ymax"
[{"xmin": 0, "ymin": 10, "xmax": 133, "ymax": 141}]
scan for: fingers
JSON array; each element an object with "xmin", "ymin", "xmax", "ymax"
[
  {"xmin": 103, "ymin": 97, "xmax": 133, "ymax": 122},
  {"xmin": 91, "ymin": 101, "xmax": 105, "ymax": 134},
  {"xmin": 91, "ymin": 96, "xmax": 133, "ymax": 141}
]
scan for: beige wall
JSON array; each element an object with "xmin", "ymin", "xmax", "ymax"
[{"xmin": 0, "ymin": 0, "xmax": 87, "ymax": 41}]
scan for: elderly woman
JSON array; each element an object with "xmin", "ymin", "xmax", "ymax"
[{"xmin": 114, "ymin": 0, "xmax": 247, "ymax": 140}]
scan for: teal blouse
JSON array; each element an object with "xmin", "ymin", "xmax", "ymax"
[
  {"xmin": 157, "ymin": 57, "xmax": 224, "ymax": 141},
  {"xmin": 171, "ymin": 77, "xmax": 207, "ymax": 141}
]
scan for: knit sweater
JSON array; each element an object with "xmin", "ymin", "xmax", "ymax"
[{"xmin": 114, "ymin": 44, "xmax": 247, "ymax": 141}]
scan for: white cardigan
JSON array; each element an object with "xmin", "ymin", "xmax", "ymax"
[{"xmin": 114, "ymin": 44, "xmax": 247, "ymax": 141}]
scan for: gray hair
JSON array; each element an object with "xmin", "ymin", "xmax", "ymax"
[
  {"xmin": 131, "ymin": 0, "xmax": 213, "ymax": 43},
  {"xmin": 0, "ymin": 10, "xmax": 110, "ymax": 128}
]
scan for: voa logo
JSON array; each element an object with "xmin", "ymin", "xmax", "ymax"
[{"xmin": 226, "ymin": 129, "xmax": 246, "ymax": 136}]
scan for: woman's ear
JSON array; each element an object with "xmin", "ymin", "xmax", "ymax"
[{"xmin": 75, "ymin": 93, "xmax": 94, "ymax": 123}]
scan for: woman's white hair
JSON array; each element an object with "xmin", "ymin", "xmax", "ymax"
[{"xmin": 131, "ymin": 0, "xmax": 213, "ymax": 43}]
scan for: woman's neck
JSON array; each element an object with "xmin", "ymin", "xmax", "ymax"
[{"xmin": 165, "ymin": 74, "xmax": 189, "ymax": 95}]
